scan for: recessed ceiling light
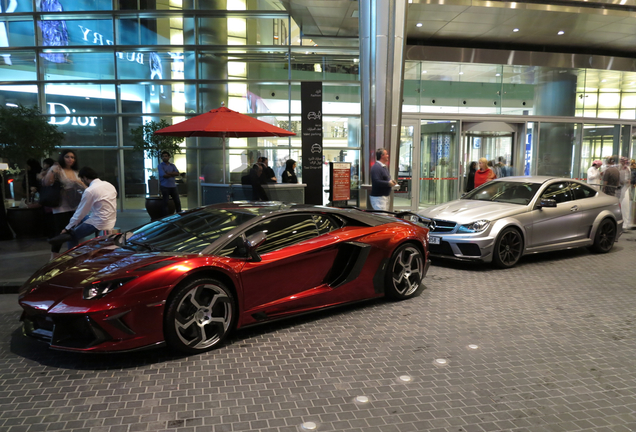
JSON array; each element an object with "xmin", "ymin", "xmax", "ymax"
[
  {"xmin": 459, "ymin": 72, "xmax": 464, "ymax": 75},
  {"xmin": 416, "ymin": 23, "xmax": 423, "ymax": 27},
  {"xmin": 422, "ymin": 70, "xmax": 427, "ymax": 74},
  {"xmin": 557, "ymin": 30, "xmax": 565, "ymax": 35},
  {"xmin": 601, "ymin": 79, "xmax": 606, "ymax": 83},
  {"xmin": 513, "ymin": 28, "xmax": 519, "ymax": 32},
  {"xmin": 496, "ymin": 73, "xmax": 501, "ymax": 77}
]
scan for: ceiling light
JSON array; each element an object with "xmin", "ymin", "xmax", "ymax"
[
  {"xmin": 416, "ymin": 23, "xmax": 423, "ymax": 27},
  {"xmin": 496, "ymin": 73, "xmax": 501, "ymax": 77},
  {"xmin": 557, "ymin": 30, "xmax": 565, "ymax": 35},
  {"xmin": 601, "ymin": 79, "xmax": 606, "ymax": 83},
  {"xmin": 513, "ymin": 28, "xmax": 519, "ymax": 32},
  {"xmin": 459, "ymin": 72, "xmax": 464, "ymax": 75},
  {"xmin": 422, "ymin": 70, "xmax": 427, "ymax": 74}
]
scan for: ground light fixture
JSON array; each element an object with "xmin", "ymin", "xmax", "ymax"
[
  {"xmin": 558, "ymin": 30, "xmax": 565, "ymax": 35},
  {"xmin": 301, "ymin": 421, "xmax": 318, "ymax": 430},
  {"xmin": 434, "ymin": 358, "xmax": 449, "ymax": 366},
  {"xmin": 468, "ymin": 344, "xmax": 479, "ymax": 350},
  {"xmin": 399, "ymin": 375, "xmax": 412, "ymax": 382},
  {"xmin": 355, "ymin": 396, "xmax": 370, "ymax": 404},
  {"xmin": 513, "ymin": 28, "xmax": 519, "ymax": 32}
]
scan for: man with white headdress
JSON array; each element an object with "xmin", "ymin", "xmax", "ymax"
[{"xmin": 587, "ymin": 159, "xmax": 603, "ymax": 191}]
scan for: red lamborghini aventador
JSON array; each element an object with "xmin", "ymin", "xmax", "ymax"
[{"xmin": 18, "ymin": 203, "xmax": 431, "ymax": 354}]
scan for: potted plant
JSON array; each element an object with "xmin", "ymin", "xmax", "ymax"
[
  {"xmin": 130, "ymin": 119, "xmax": 184, "ymax": 219},
  {"xmin": 0, "ymin": 104, "xmax": 63, "ymax": 239}
]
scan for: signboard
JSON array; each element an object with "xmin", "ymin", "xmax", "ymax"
[
  {"xmin": 330, "ymin": 162, "xmax": 351, "ymax": 204},
  {"xmin": 301, "ymin": 82, "xmax": 323, "ymax": 205}
]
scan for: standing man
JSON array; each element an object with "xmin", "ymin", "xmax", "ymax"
[
  {"xmin": 258, "ymin": 156, "xmax": 277, "ymax": 183},
  {"xmin": 370, "ymin": 148, "xmax": 397, "ymax": 211},
  {"xmin": 158, "ymin": 151, "xmax": 182, "ymax": 216},
  {"xmin": 48, "ymin": 167, "xmax": 117, "ymax": 250},
  {"xmin": 587, "ymin": 159, "xmax": 603, "ymax": 190},
  {"xmin": 602, "ymin": 156, "xmax": 620, "ymax": 196}
]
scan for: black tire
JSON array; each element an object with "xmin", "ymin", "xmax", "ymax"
[
  {"xmin": 164, "ymin": 278, "xmax": 236, "ymax": 354},
  {"xmin": 591, "ymin": 218, "xmax": 616, "ymax": 253},
  {"xmin": 492, "ymin": 227, "xmax": 523, "ymax": 269},
  {"xmin": 385, "ymin": 243, "xmax": 425, "ymax": 300}
]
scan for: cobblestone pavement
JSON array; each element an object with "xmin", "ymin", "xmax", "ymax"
[{"xmin": 1, "ymin": 230, "xmax": 636, "ymax": 432}]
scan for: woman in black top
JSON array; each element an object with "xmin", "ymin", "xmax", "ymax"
[
  {"xmin": 465, "ymin": 161, "xmax": 477, "ymax": 192},
  {"xmin": 282, "ymin": 159, "xmax": 298, "ymax": 183}
]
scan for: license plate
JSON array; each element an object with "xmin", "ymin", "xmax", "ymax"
[{"xmin": 429, "ymin": 236, "xmax": 441, "ymax": 245}]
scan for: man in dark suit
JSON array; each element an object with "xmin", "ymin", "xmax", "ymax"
[{"xmin": 370, "ymin": 148, "xmax": 396, "ymax": 211}]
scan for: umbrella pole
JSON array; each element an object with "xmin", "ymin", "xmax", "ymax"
[{"xmin": 222, "ymin": 135, "xmax": 226, "ymax": 184}]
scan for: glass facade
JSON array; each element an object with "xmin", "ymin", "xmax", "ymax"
[{"xmin": 0, "ymin": 0, "xmax": 362, "ymax": 210}]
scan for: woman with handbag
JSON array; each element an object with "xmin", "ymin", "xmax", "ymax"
[{"xmin": 43, "ymin": 150, "xmax": 86, "ymax": 260}]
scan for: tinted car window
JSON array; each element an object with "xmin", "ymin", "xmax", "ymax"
[
  {"xmin": 126, "ymin": 208, "xmax": 257, "ymax": 253},
  {"xmin": 245, "ymin": 214, "xmax": 319, "ymax": 254},
  {"xmin": 463, "ymin": 181, "xmax": 541, "ymax": 205},
  {"xmin": 570, "ymin": 182, "xmax": 597, "ymax": 200},
  {"xmin": 541, "ymin": 182, "xmax": 572, "ymax": 203}
]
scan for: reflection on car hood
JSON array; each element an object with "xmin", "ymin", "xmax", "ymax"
[
  {"xmin": 418, "ymin": 199, "xmax": 526, "ymax": 224},
  {"xmin": 20, "ymin": 240, "xmax": 179, "ymax": 294}
]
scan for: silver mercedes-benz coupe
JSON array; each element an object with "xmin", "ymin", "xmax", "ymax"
[{"xmin": 418, "ymin": 176, "xmax": 623, "ymax": 268}]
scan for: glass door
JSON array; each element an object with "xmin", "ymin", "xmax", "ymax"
[
  {"xmin": 419, "ymin": 120, "xmax": 459, "ymax": 208},
  {"xmin": 395, "ymin": 121, "xmax": 419, "ymax": 210}
]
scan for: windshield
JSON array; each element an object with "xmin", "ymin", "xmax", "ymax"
[
  {"xmin": 463, "ymin": 181, "xmax": 541, "ymax": 205},
  {"xmin": 125, "ymin": 208, "xmax": 259, "ymax": 253}
]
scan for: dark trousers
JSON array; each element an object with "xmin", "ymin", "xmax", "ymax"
[
  {"xmin": 51, "ymin": 211, "xmax": 74, "ymax": 253},
  {"xmin": 160, "ymin": 186, "xmax": 182, "ymax": 216}
]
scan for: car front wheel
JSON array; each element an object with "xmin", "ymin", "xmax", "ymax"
[
  {"xmin": 590, "ymin": 218, "xmax": 616, "ymax": 253},
  {"xmin": 492, "ymin": 227, "xmax": 523, "ymax": 269},
  {"xmin": 385, "ymin": 243, "xmax": 425, "ymax": 300},
  {"xmin": 164, "ymin": 278, "xmax": 236, "ymax": 354}
]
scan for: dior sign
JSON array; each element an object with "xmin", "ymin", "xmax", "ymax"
[{"xmin": 47, "ymin": 102, "xmax": 99, "ymax": 127}]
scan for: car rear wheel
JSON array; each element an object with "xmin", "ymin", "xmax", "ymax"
[
  {"xmin": 590, "ymin": 218, "xmax": 616, "ymax": 253},
  {"xmin": 385, "ymin": 243, "xmax": 424, "ymax": 300},
  {"xmin": 493, "ymin": 227, "xmax": 523, "ymax": 269},
  {"xmin": 164, "ymin": 278, "xmax": 236, "ymax": 354}
]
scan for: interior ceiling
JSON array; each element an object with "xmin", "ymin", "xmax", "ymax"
[{"xmin": 277, "ymin": 0, "xmax": 636, "ymax": 58}]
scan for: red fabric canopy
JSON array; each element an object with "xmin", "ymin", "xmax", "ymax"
[{"xmin": 154, "ymin": 106, "xmax": 296, "ymax": 138}]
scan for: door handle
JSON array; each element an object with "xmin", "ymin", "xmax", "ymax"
[{"xmin": 570, "ymin": 205, "xmax": 578, "ymax": 212}]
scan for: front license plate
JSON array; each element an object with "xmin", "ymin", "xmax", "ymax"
[{"xmin": 429, "ymin": 236, "xmax": 441, "ymax": 245}]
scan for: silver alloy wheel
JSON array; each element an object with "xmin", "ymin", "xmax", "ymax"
[
  {"xmin": 174, "ymin": 283, "xmax": 233, "ymax": 350},
  {"xmin": 390, "ymin": 246, "xmax": 423, "ymax": 296}
]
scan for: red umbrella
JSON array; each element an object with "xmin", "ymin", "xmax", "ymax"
[
  {"xmin": 154, "ymin": 105, "xmax": 295, "ymax": 182},
  {"xmin": 154, "ymin": 106, "xmax": 296, "ymax": 138}
]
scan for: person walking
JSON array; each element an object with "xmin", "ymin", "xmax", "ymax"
[
  {"xmin": 43, "ymin": 150, "xmax": 86, "ymax": 260},
  {"xmin": 587, "ymin": 159, "xmax": 603, "ymax": 190},
  {"xmin": 474, "ymin": 157, "xmax": 496, "ymax": 188},
  {"xmin": 158, "ymin": 151, "xmax": 182, "ymax": 216},
  {"xmin": 47, "ymin": 167, "xmax": 117, "ymax": 250},
  {"xmin": 370, "ymin": 148, "xmax": 396, "ymax": 211}
]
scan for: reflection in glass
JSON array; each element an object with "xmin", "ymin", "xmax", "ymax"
[{"xmin": 537, "ymin": 122, "xmax": 578, "ymax": 177}]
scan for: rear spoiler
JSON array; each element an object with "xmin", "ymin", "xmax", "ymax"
[{"xmin": 339, "ymin": 206, "xmax": 436, "ymax": 230}]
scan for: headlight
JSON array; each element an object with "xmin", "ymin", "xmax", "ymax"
[
  {"xmin": 83, "ymin": 277, "xmax": 136, "ymax": 300},
  {"xmin": 458, "ymin": 220, "xmax": 490, "ymax": 233}
]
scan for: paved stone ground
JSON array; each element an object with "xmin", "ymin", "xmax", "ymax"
[{"xmin": 1, "ymin": 230, "xmax": 636, "ymax": 432}]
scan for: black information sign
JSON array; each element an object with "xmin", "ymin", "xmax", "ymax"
[{"xmin": 301, "ymin": 82, "xmax": 323, "ymax": 205}]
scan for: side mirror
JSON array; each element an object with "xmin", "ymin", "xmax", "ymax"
[
  {"xmin": 538, "ymin": 198, "xmax": 557, "ymax": 208},
  {"xmin": 245, "ymin": 231, "xmax": 267, "ymax": 262}
]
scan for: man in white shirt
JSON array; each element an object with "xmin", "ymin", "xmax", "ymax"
[
  {"xmin": 48, "ymin": 167, "xmax": 117, "ymax": 249},
  {"xmin": 587, "ymin": 159, "xmax": 603, "ymax": 190}
]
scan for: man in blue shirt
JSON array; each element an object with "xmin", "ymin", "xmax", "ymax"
[{"xmin": 158, "ymin": 151, "xmax": 182, "ymax": 216}]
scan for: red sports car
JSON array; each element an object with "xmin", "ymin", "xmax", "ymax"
[{"xmin": 18, "ymin": 203, "xmax": 431, "ymax": 354}]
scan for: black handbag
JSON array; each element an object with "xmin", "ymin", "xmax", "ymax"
[{"xmin": 39, "ymin": 180, "xmax": 62, "ymax": 207}]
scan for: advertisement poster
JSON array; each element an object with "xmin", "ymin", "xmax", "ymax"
[{"xmin": 301, "ymin": 82, "xmax": 323, "ymax": 205}]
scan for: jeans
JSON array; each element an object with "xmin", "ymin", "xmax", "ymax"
[{"xmin": 68, "ymin": 218, "xmax": 99, "ymax": 248}]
